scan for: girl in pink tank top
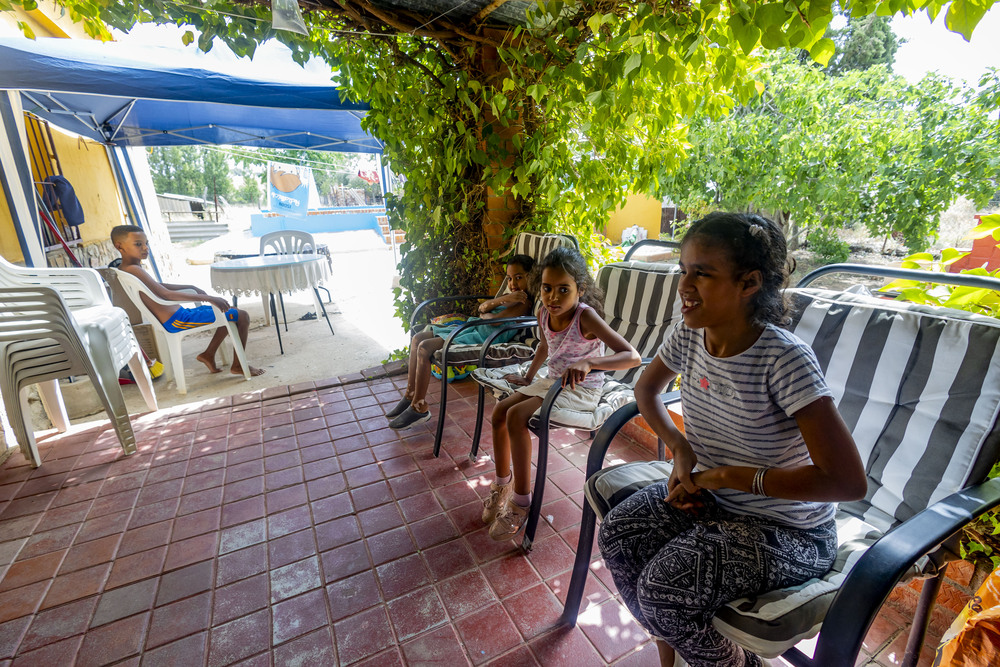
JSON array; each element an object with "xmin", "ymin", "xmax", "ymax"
[{"xmin": 483, "ymin": 247, "xmax": 641, "ymax": 542}]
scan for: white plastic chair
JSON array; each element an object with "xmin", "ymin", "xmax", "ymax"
[
  {"xmin": 0, "ymin": 255, "xmax": 157, "ymax": 431},
  {"xmin": 258, "ymin": 230, "xmax": 334, "ymax": 334},
  {"xmin": 0, "ymin": 285, "xmax": 139, "ymax": 466},
  {"xmin": 113, "ymin": 269, "xmax": 251, "ymax": 394}
]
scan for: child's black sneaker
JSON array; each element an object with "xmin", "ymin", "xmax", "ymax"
[
  {"xmin": 388, "ymin": 406, "xmax": 430, "ymax": 430},
  {"xmin": 385, "ymin": 397, "xmax": 412, "ymax": 419}
]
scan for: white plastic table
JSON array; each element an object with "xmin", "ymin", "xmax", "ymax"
[{"xmin": 210, "ymin": 254, "xmax": 333, "ymax": 354}]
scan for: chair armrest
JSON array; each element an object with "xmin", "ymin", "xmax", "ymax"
[
  {"xmin": 472, "ymin": 317, "xmax": 539, "ymax": 366},
  {"xmin": 582, "ymin": 390, "xmax": 680, "ymax": 479},
  {"xmin": 809, "ymin": 476, "xmax": 1000, "ymax": 666},
  {"xmin": 410, "ymin": 294, "xmax": 493, "ymax": 332}
]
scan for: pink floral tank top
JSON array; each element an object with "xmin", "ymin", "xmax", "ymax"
[{"xmin": 541, "ymin": 302, "xmax": 605, "ymax": 389}]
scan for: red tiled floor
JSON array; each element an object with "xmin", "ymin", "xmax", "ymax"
[{"xmin": 0, "ymin": 376, "xmax": 938, "ymax": 665}]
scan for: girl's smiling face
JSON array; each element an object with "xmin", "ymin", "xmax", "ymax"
[
  {"xmin": 677, "ymin": 237, "xmax": 750, "ymax": 332},
  {"xmin": 506, "ymin": 262, "xmax": 530, "ymax": 293},
  {"xmin": 540, "ymin": 266, "xmax": 580, "ymax": 318}
]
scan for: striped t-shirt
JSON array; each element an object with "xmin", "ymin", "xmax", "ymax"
[{"xmin": 657, "ymin": 322, "xmax": 835, "ymax": 528}]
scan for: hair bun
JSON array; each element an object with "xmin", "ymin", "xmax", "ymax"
[{"xmin": 747, "ymin": 222, "xmax": 766, "ymax": 239}]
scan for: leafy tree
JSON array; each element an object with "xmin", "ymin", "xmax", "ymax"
[
  {"xmin": 13, "ymin": 0, "xmax": 997, "ymax": 321},
  {"xmin": 662, "ymin": 53, "xmax": 1000, "ymax": 252},
  {"xmin": 825, "ymin": 10, "xmax": 900, "ymax": 74},
  {"xmin": 147, "ymin": 146, "xmax": 234, "ymax": 202}
]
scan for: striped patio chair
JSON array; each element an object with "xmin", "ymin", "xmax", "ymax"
[
  {"xmin": 560, "ymin": 264, "xmax": 1000, "ymax": 667},
  {"xmin": 470, "ymin": 259, "xmax": 684, "ymax": 549},
  {"xmin": 416, "ymin": 231, "xmax": 579, "ymax": 458}
]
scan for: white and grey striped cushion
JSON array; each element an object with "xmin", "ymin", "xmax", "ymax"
[
  {"xmin": 512, "ymin": 231, "xmax": 579, "ymax": 259},
  {"xmin": 470, "ymin": 261, "xmax": 682, "ymax": 428},
  {"xmin": 586, "ymin": 287, "xmax": 1000, "ymax": 657}
]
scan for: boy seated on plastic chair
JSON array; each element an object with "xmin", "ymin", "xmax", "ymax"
[{"xmin": 111, "ymin": 225, "xmax": 265, "ymax": 377}]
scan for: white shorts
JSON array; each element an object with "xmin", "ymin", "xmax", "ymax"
[{"xmin": 515, "ymin": 377, "xmax": 603, "ymax": 417}]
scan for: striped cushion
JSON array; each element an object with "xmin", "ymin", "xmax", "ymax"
[
  {"xmin": 598, "ymin": 261, "xmax": 682, "ymax": 385},
  {"xmin": 513, "ymin": 231, "xmax": 579, "ymax": 258},
  {"xmin": 586, "ymin": 287, "xmax": 1000, "ymax": 657}
]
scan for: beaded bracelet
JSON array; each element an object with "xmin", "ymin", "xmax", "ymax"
[{"xmin": 751, "ymin": 467, "xmax": 769, "ymax": 496}]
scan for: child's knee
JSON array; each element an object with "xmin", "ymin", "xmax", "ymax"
[
  {"xmin": 490, "ymin": 404, "xmax": 508, "ymax": 429},
  {"xmin": 506, "ymin": 403, "xmax": 532, "ymax": 429}
]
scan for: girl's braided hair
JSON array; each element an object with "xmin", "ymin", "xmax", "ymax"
[
  {"xmin": 684, "ymin": 212, "xmax": 791, "ymax": 327},
  {"xmin": 530, "ymin": 246, "xmax": 605, "ymax": 319}
]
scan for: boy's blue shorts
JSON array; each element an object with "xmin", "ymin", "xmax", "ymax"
[{"xmin": 161, "ymin": 305, "xmax": 238, "ymax": 333}]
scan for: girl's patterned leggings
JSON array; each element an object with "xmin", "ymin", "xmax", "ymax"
[{"xmin": 598, "ymin": 481, "xmax": 837, "ymax": 667}]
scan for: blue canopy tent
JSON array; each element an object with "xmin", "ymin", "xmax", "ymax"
[{"xmin": 0, "ymin": 37, "xmax": 382, "ymax": 267}]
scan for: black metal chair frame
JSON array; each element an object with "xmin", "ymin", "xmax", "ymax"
[{"xmin": 556, "ymin": 263, "xmax": 1000, "ymax": 667}]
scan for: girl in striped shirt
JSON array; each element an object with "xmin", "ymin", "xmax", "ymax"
[{"xmin": 599, "ymin": 212, "xmax": 866, "ymax": 667}]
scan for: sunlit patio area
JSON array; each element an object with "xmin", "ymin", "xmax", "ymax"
[{"xmin": 0, "ymin": 373, "xmax": 955, "ymax": 666}]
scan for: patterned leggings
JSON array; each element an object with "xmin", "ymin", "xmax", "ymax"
[{"xmin": 598, "ymin": 481, "xmax": 837, "ymax": 667}]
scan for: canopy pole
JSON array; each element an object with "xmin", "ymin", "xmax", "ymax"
[
  {"xmin": 0, "ymin": 91, "xmax": 46, "ymax": 266},
  {"xmin": 106, "ymin": 145, "xmax": 162, "ymax": 281}
]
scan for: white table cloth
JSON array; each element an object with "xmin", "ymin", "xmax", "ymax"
[{"xmin": 210, "ymin": 255, "xmax": 330, "ymax": 298}]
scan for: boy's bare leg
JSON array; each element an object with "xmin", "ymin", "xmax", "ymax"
[
  {"xmin": 404, "ymin": 331, "xmax": 436, "ymax": 402},
  {"xmin": 197, "ymin": 328, "xmax": 227, "ymax": 373},
  {"xmin": 410, "ymin": 335, "xmax": 445, "ymax": 412},
  {"xmin": 229, "ymin": 309, "xmax": 265, "ymax": 376}
]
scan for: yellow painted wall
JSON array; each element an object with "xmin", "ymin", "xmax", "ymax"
[
  {"xmin": 606, "ymin": 194, "xmax": 661, "ymax": 244},
  {"xmin": 0, "ymin": 6, "xmax": 123, "ymax": 265}
]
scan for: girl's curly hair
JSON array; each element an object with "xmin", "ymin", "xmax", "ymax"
[{"xmin": 530, "ymin": 246, "xmax": 604, "ymax": 319}]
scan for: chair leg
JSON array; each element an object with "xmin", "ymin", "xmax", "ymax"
[
  {"xmin": 314, "ymin": 288, "xmax": 335, "ymax": 336},
  {"xmin": 261, "ymin": 293, "xmax": 271, "ymax": 327},
  {"xmin": 6, "ymin": 384, "xmax": 41, "ymax": 467},
  {"xmin": 167, "ymin": 337, "xmax": 187, "ymax": 394},
  {"xmin": 227, "ymin": 322, "xmax": 252, "ymax": 381},
  {"xmin": 270, "ymin": 293, "xmax": 284, "ymax": 355},
  {"xmin": 127, "ymin": 352, "xmax": 158, "ymax": 412},
  {"xmin": 279, "ymin": 293, "xmax": 288, "ymax": 332},
  {"xmin": 432, "ymin": 365, "xmax": 450, "ymax": 458},
  {"xmin": 522, "ymin": 425, "xmax": 550, "ymax": 552},
  {"xmin": 560, "ymin": 502, "xmax": 599, "ymax": 627},
  {"xmin": 469, "ymin": 383, "xmax": 487, "ymax": 461},
  {"xmin": 91, "ymin": 351, "xmax": 137, "ymax": 456},
  {"xmin": 901, "ymin": 570, "xmax": 945, "ymax": 667},
  {"xmin": 36, "ymin": 379, "xmax": 69, "ymax": 433}
]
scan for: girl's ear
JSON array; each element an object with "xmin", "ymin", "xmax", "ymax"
[{"xmin": 740, "ymin": 270, "xmax": 762, "ymax": 298}]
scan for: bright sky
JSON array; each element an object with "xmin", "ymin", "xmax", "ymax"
[{"xmin": 892, "ymin": 9, "xmax": 1000, "ymax": 85}]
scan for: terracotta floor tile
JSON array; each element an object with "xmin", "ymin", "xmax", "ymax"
[
  {"xmin": 9, "ymin": 634, "xmax": 82, "ymax": 667},
  {"xmin": 387, "ymin": 586, "xmax": 447, "ymax": 642},
  {"xmin": 227, "ymin": 444, "xmax": 263, "ymax": 466},
  {"xmin": 366, "ymin": 526, "xmax": 417, "ymax": 566},
  {"xmin": 315, "ymin": 516, "xmax": 362, "ymax": 553},
  {"xmin": 272, "ymin": 588, "xmax": 329, "ymax": 645},
  {"xmin": 272, "ymin": 627, "xmax": 335, "ymax": 666},
  {"xmin": 127, "ymin": 499, "xmax": 179, "ymax": 530},
  {"xmin": 218, "ymin": 519, "xmax": 266, "ymax": 555},
  {"xmin": 0, "ymin": 615, "xmax": 31, "ymax": 660},
  {"xmin": 213, "ymin": 573, "xmax": 268, "ymax": 625},
  {"xmin": 483, "ymin": 645, "xmax": 540, "ymax": 667},
  {"xmin": 399, "ymin": 624, "xmax": 469, "ymax": 666},
  {"xmin": 17, "ymin": 524, "xmax": 78, "ymax": 561},
  {"xmin": 222, "ymin": 476, "xmax": 265, "ymax": 505},
  {"xmin": 320, "ymin": 541, "xmax": 372, "ymax": 584},
  {"xmin": 265, "ymin": 466, "xmax": 304, "ymax": 493},
  {"xmin": 182, "ymin": 468, "xmax": 226, "ymax": 495},
  {"xmin": 145, "ymin": 591, "xmax": 212, "ymax": 649},
  {"xmin": 577, "ymin": 598, "xmax": 649, "ymax": 663},
  {"xmin": 268, "ymin": 529, "xmax": 318, "ymax": 569},
  {"xmin": 105, "ymin": 546, "xmax": 166, "ymax": 590},
  {"xmin": 423, "ymin": 539, "xmax": 477, "ymax": 582},
  {"xmin": 465, "ymin": 528, "xmax": 520, "ymax": 565},
  {"xmin": 221, "ymin": 496, "xmax": 266, "ymax": 528},
  {"xmin": 455, "ymin": 602, "xmax": 522, "ymax": 665},
  {"xmin": 267, "ymin": 505, "xmax": 312, "ymax": 539},
  {"xmin": 410, "ymin": 514, "xmax": 459, "ymax": 550},
  {"xmin": 0, "ymin": 581, "xmax": 48, "ymax": 624},
  {"xmin": 351, "ymin": 481, "xmax": 394, "ymax": 513},
  {"xmin": 91, "ymin": 578, "xmax": 158, "ymax": 627},
  {"xmin": 0, "ymin": 493, "xmax": 56, "ymax": 521},
  {"xmin": 310, "ymin": 493, "xmax": 353, "ymax": 524},
  {"xmin": 117, "ymin": 520, "xmax": 173, "ymax": 558},
  {"xmin": 526, "ymin": 536, "xmax": 575, "ymax": 580},
  {"xmin": 0, "ymin": 549, "xmax": 65, "ymax": 592},
  {"xmin": 334, "ymin": 606, "xmax": 395, "ymax": 665},
  {"xmin": 41, "ymin": 562, "xmax": 110, "ymax": 610},
  {"xmin": 266, "ymin": 484, "xmax": 310, "ymax": 514},
  {"xmin": 359, "ymin": 503, "xmax": 405, "ymax": 537},
  {"xmin": 527, "ymin": 625, "xmax": 603, "ymax": 666},
  {"xmin": 207, "ymin": 609, "xmax": 270, "ymax": 667},
  {"xmin": 326, "ymin": 570, "xmax": 382, "ymax": 621},
  {"xmin": 155, "ymin": 560, "xmax": 213, "ymax": 607},
  {"xmin": 164, "ymin": 532, "xmax": 218, "ymax": 571},
  {"xmin": 502, "ymin": 583, "xmax": 564, "ymax": 640},
  {"xmin": 375, "ymin": 553, "xmax": 430, "ymax": 601},
  {"xmin": 20, "ymin": 596, "xmax": 97, "ymax": 652},
  {"xmin": 139, "ymin": 632, "xmax": 207, "ymax": 667},
  {"xmin": 171, "ymin": 507, "xmax": 221, "ymax": 542},
  {"xmin": 437, "ymin": 570, "xmax": 497, "ymax": 619},
  {"xmin": 270, "ymin": 555, "xmax": 322, "ymax": 603},
  {"xmin": 135, "ymin": 478, "xmax": 184, "ymax": 508},
  {"xmin": 215, "ymin": 544, "xmax": 267, "ymax": 587},
  {"xmin": 33, "ymin": 501, "xmax": 90, "ymax": 534},
  {"xmin": 0, "ymin": 516, "xmax": 43, "ymax": 544}
]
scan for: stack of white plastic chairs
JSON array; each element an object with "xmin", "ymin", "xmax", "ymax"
[{"xmin": 0, "ymin": 256, "xmax": 156, "ymax": 467}]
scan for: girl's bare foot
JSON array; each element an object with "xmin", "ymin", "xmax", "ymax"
[
  {"xmin": 232, "ymin": 365, "xmax": 266, "ymax": 377},
  {"xmin": 197, "ymin": 353, "xmax": 222, "ymax": 373}
]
